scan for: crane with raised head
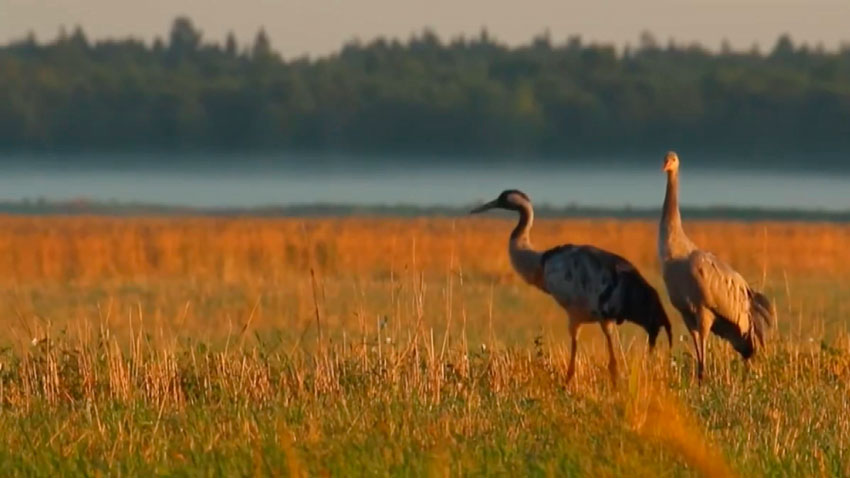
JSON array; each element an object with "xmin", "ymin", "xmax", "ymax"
[
  {"xmin": 658, "ymin": 151, "xmax": 775, "ymax": 382},
  {"xmin": 471, "ymin": 189, "xmax": 672, "ymax": 385}
]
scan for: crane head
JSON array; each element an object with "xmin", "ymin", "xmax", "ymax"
[
  {"xmin": 642, "ymin": 288, "xmax": 673, "ymax": 351},
  {"xmin": 662, "ymin": 151, "xmax": 680, "ymax": 173},
  {"xmin": 648, "ymin": 309, "xmax": 674, "ymax": 351},
  {"xmin": 469, "ymin": 189, "xmax": 531, "ymax": 214}
]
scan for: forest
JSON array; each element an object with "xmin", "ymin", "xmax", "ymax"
[{"xmin": 1, "ymin": 17, "xmax": 850, "ymax": 161}]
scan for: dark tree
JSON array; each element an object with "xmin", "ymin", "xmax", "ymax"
[
  {"xmin": 252, "ymin": 28, "xmax": 272, "ymax": 60},
  {"xmin": 225, "ymin": 32, "xmax": 238, "ymax": 58},
  {"xmin": 772, "ymin": 34, "xmax": 795, "ymax": 59},
  {"xmin": 167, "ymin": 17, "xmax": 202, "ymax": 63}
]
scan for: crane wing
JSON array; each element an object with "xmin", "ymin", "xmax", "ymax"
[
  {"xmin": 687, "ymin": 250, "xmax": 755, "ymax": 334},
  {"xmin": 542, "ymin": 245, "xmax": 607, "ymax": 313},
  {"xmin": 542, "ymin": 245, "xmax": 664, "ymax": 323}
]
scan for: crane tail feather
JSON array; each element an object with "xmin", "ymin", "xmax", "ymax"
[{"xmin": 750, "ymin": 291, "xmax": 775, "ymax": 348}]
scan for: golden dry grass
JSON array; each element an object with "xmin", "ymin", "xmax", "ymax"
[
  {"xmin": 0, "ymin": 216, "xmax": 847, "ymax": 283},
  {"xmin": 0, "ymin": 216, "xmax": 847, "ymax": 476}
]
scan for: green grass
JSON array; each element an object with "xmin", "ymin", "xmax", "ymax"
[{"xmin": 0, "ymin": 313, "xmax": 847, "ymax": 477}]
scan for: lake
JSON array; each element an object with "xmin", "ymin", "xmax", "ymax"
[{"xmin": 0, "ymin": 153, "xmax": 847, "ymax": 211}]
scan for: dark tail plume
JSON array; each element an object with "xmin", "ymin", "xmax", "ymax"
[{"xmin": 750, "ymin": 290, "xmax": 775, "ymax": 347}]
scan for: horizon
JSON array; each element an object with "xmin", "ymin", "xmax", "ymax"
[{"xmin": 3, "ymin": 0, "xmax": 850, "ymax": 58}]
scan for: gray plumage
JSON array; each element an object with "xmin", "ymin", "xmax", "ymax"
[
  {"xmin": 659, "ymin": 152, "xmax": 775, "ymax": 381},
  {"xmin": 471, "ymin": 189, "xmax": 672, "ymax": 385},
  {"xmin": 542, "ymin": 244, "xmax": 670, "ymax": 339}
]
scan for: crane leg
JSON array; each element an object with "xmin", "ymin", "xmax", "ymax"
[
  {"xmin": 601, "ymin": 320, "xmax": 618, "ymax": 387},
  {"xmin": 689, "ymin": 327, "xmax": 702, "ymax": 382},
  {"xmin": 566, "ymin": 319, "xmax": 581, "ymax": 384},
  {"xmin": 697, "ymin": 309, "xmax": 714, "ymax": 384}
]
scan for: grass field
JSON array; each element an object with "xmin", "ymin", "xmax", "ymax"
[{"xmin": 0, "ymin": 216, "xmax": 848, "ymax": 477}]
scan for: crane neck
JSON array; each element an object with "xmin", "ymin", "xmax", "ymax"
[
  {"xmin": 507, "ymin": 200, "xmax": 545, "ymax": 290},
  {"xmin": 510, "ymin": 201, "xmax": 534, "ymax": 249},
  {"xmin": 659, "ymin": 169, "xmax": 693, "ymax": 259},
  {"xmin": 662, "ymin": 170, "xmax": 682, "ymax": 231}
]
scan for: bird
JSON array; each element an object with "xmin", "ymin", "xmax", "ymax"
[
  {"xmin": 470, "ymin": 189, "xmax": 672, "ymax": 385},
  {"xmin": 658, "ymin": 151, "xmax": 775, "ymax": 382}
]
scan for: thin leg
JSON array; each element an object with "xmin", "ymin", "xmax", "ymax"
[
  {"xmin": 699, "ymin": 334, "xmax": 710, "ymax": 383},
  {"xmin": 690, "ymin": 328, "xmax": 702, "ymax": 381},
  {"xmin": 601, "ymin": 320, "xmax": 618, "ymax": 387},
  {"xmin": 697, "ymin": 309, "xmax": 714, "ymax": 384},
  {"xmin": 566, "ymin": 319, "xmax": 581, "ymax": 384}
]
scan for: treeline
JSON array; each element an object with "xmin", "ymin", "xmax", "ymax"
[{"xmin": 2, "ymin": 17, "xmax": 850, "ymax": 157}]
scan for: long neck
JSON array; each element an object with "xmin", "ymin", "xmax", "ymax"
[
  {"xmin": 508, "ymin": 200, "xmax": 544, "ymax": 289},
  {"xmin": 659, "ymin": 170, "xmax": 692, "ymax": 259},
  {"xmin": 510, "ymin": 201, "xmax": 534, "ymax": 248},
  {"xmin": 662, "ymin": 170, "xmax": 683, "ymax": 234}
]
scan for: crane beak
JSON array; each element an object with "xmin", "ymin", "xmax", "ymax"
[
  {"xmin": 469, "ymin": 199, "xmax": 499, "ymax": 214},
  {"xmin": 662, "ymin": 152, "xmax": 678, "ymax": 172}
]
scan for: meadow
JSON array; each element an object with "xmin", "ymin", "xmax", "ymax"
[{"xmin": 0, "ymin": 216, "xmax": 848, "ymax": 477}]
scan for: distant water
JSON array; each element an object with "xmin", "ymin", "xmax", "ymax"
[{"xmin": 0, "ymin": 153, "xmax": 847, "ymax": 211}]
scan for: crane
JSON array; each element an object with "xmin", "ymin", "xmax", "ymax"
[
  {"xmin": 471, "ymin": 189, "xmax": 672, "ymax": 385},
  {"xmin": 658, "ymin": 151, "xmax": 775, "ymax": 382}
]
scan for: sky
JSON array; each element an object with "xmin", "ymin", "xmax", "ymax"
[{"xmin": 3, "ymin": 0, "xmax": 850, "ymax": 57}]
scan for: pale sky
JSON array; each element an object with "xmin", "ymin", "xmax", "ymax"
[{"xmin": 3, "ymin": 0, "xmax": 849, "ymax": 58}]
